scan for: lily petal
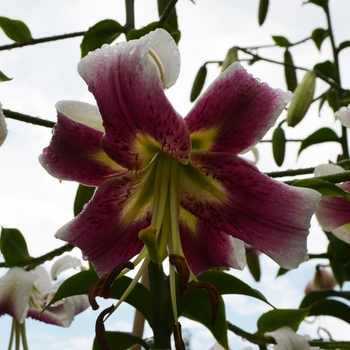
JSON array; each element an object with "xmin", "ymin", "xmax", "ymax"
[
  {"xmin": 55, "ymin": 174, "xmax": 153, "ymax": 276},
  {"xmin": 0, "ymin": 102, "xmax": 7, "ymax": 146},
  {"xmin": 335, "ymin": 104, "xmax": 350, "ymax": 127},
  {"xmin": 265, "ymin": 326, "xmax": 312, "ymax": 350},
  {"xmin": 40, "ymin": 101, "xmax": 125, "ymax": 186},
  {"xmin": 78, "ymin": 28, "xmax": 190, "ymax": 170},
  {"xmin": 179, "ymin": 208, "xmax": 246, "ymax": 275},
  {"xmin": 51, "ymin": 255, "xmax": 83, "ymax": 280},
  {"xmin": 185, "ymin": 62, "xmax": 292, "ymax": 154},
  {"xmin": 0, "ymin": 267, "xmax": 37, "ymax": 323},
  {"xmin": 180, "ymin": 152, "xmax": 321, "ymax": 269}
]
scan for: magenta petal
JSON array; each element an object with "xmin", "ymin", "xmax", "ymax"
[
  {"xmin": 185, "ymin": 62, "xmax": 292, "ymax": 154},
  {"xmin": 40, "ymin": 101, "xmax": 125, "ymax": 186},
  {"xmin": 78, "ymin": 29, "xmax": 190, "ymax": 170},
  {"xmin": 55, "ymin": 175, "xmax": 149, "ymax": 276},
  {"xmin": 180, "ymin": 214, "xmax": 245, "ymax": 275},
  {"xmin": 181, "ymin": 152, "xmax": 320, "ymax": 269}
]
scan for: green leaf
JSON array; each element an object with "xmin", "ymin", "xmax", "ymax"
[
  {"xmin": 314, "ymin": 60, "xmax": 337, "ymax": 81},
  {"xmin": 126, "ymin": 22, "xmax": 180, "ymax": 44},
  {"xmin": 0, "ymin": 16, "xmax": 32, "ymax": 42},
  {"xmin": 300, "ymin": 290, "xmax": 350, "ymax": 309},
  {"xmin": 272, "ymin": 127, "xmax": 286, "ymax": 166},
  {"xmin": 92, "ymin": 331, "xmax": 151, "ymax": 350},
  {"xmin": 298, "ymin": 127, "xmax": 339, "ymax": 156},
  {"xmin": 311, "ymin": 28, "xmax": 328, "ymax": 50},
  {"xmin": 0, "ymin": 228, "xmax": 33, "ymax": 266},
  {"xmin": 257, "ymin": 308, "xmax": 309, "ymax": 334},
  {"xmin": 339, "ymin": 40, "xmax": 350, "ymax": 52},
  {"xmin": 258, "ymin": 0, "xmax": 269, "ymax": 26},
  {"xmin": 0, "ymin": 70, "xmax": 12, "ymax": 82},
  {"xmin": 292, "ymin": 178, "xmax": 350, "ymax": 200},
  {"xmin": 284, "ymin": 49, "xmax": 297, "ymax": 92},
  {"xmin": 272, "ymin": 35, "xmax": 291, "ymax": 47},
  {"xmin": 80, "ymin": 19, "xmax": 124, "ymax": 58},
  {"xmin": 73, "ymin": 184, "xmax": 95, "ymax": 216},
  {"xmin": 157, "ymin": 0, "xmax": 178, "ymax": 29},
  {"xmin": 326, "ymin": 88, "xmax": 339, "ymax": 112},
  {"xmin": 304, "ymin": 0, "xmax": 328, "ymax": 10},
  {"xmin": 46, "ymin": 270, "xmax": 156, "ymax": 325},
  {"xmin": 190, "ymin": 65, "xmax": 207, "ymax": 102},
  {"xmin": 307, "ymin": 299, "xmax": 350, "ymax": 324},
  {"xmin": 182, "ymin": 296, "xmax": 229, "ymax": 350},
  {"xmin": 246, "ymin": 252, "xmax": 261, "ymax": 282}
]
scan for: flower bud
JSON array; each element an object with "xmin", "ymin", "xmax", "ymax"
[
  {"xmin": 304, "ymin": 267, "xmax": 336, "ymax": 294},
  {"xmin": 221, "ymin": 47, "xmax": 239, "ymax": 72},
  {"xmin": 272, "ymin": 126, "xmax": 286, "ymax": 166},
  {"xmin": 284, "ymin": 49, "xmax": 297, "ymax": 92},
  {"xmin": 287, "ymin": 70, "xmax": 316, "ymax": 127}
]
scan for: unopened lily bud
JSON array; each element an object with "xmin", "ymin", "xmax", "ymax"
[
  {"xmin": 304, "ymin": 267, "xmax": 336, "ymax": 294},
  {"xmin": 272, "ymin": 126, "xmax": 286, "ymax": 166},
  {"xmin": 284, "ymin": 49, "xmax": 297, "ymax": 92},
  {"xmin": 190, "ymin": 64, "xmax": 207, "ymax": 102},
  {"xmin": 221, "ymin": 47, "xmax": 239, "ymax": 72},
  {"xmin": 287, "ymin": 70, "xmax": 316, "ymax": 127}
]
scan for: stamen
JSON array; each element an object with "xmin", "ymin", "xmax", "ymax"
[
  {"xmin": 148, "ymin": 48, "xmax": 165, "ymax": 85},
  {"xmin": 173, "ymin": 322, "xmax": 186, "ymax": 350},
  {"xmin": 169, "ymin": 254, "xmax": 190, "ymax": 296},
  {"xmin": 95, "ymin": 305, "xmax": 114, "ymax": 350}
]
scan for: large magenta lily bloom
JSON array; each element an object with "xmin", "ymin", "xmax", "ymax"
[{"xmin": 40, "ymin": 29, "xmax": 320, "ymax": 277}]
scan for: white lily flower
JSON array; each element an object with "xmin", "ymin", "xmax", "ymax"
[{"xmin": 0, "ymin": 102, "xmax": 8, "ymax": 146}]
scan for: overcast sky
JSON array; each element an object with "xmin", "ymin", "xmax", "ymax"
[{"xmin": 1, "ymin": 0, "xmax": 350, "ymax": 349}]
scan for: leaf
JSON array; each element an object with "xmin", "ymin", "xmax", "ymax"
[
  {"xmin": 74, "ymin": 184, "xmax": 95, "ymax": 216},
  {"xmin": 292, "ymin": 178, "xmax": 350, "ymax": 200},
  {"xmin": 272, "ymin": 35, "xmax": 291, "ymax": 47},
  {"xmin": 257, "ymin": 308, "xmax": 309, "ymax": 334},
  {"xmin": 272, "ymin": 127, "xmax": 286, "ymax": 166},
  {"xmin": 126, "ymin": 22, "xmax": 180, "ymax": 44},
  {"xmin": 0, "ymin": 70, "xmax": 12, "ymax": 82},
  {"xmin": 311, "ymin": 28, "xmax": 328, "ymax": 50},
  {"xmin": 307, "ymin": 299, "xmax": 350, "ymax": 324},
  {"xmin": 300, "ymin": 290, "xmax": 350, "ymax": 309},
  {"xmin": 190, "ymin": 65, "xmax": 207, "ymax": 102},
  {"xmin": 182, "ymin": 296, "xmax": 229, "ymax": 350},
  {"xmin": 0, "ymin": 228, "xmax": 33, "ymax": 266},
  {"xmin": 339, "ymin": 40, "xmax": 350, "ymax": 52},
  {"xmin": 298, "ymin": 127, "xmax": 339, "ymax": 156},
  {"xmin": 284, "ymin": 49, "xmax": 297, "ymax": 92},
  {"xmin": 258, "ymin": 0, "xmax": 269, "ymax": 26},
  {"xmin": 314, "ymin": 60, "xmax": 337, "ymax": 81},
  {"xmin": 304, "ymin": 0, "xmax": 329, "ymax": 10},
  {"xmin": 80, "ymin": 19, "xmax": 124, "ymax": 57},
  {"xmin": 46, "ymin": 270, "xmax": 156, "ymax": 325},
  {"xmin": 326, "ymin": 88, "xmax": 339, "ymax": 112},
  {"xmin": 246, "ymin": 252, "xmax": 261, "ymax": 282},
  {"xmin": 0, "ymin": 16, "xmax": 32, "ymax": 42},
  {"xmin": 157, "ymin": 0, "xmax": 178, "ymax": 29},
  {"xmin": 92, "ymin": 331, "xmax": 151, "ymax": 350}
]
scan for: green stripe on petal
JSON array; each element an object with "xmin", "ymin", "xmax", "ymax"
[{"xmin": 190, "ymin": 128, "xmax": 218, "ymax": 151}]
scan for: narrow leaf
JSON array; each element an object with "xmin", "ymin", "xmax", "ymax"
[
  {"xmin": 74, "ymin": 184, "xmax": 95, "ymax": 216},
  {"xmin": 272, "ymin": 35, "xmax": 291, "ymax": 47},
  {"xmin": 92, "ymin": 331, "xmax": 151, "ymax": 350},
  {"xmin": 284, "ymin": 49, "xmax": 297, "ymax": 92},
  {"xmin": 311, "ymin": 28, "xmax": 328, "ymax": 50},
  {"xmin": 304, "ymin": 0, "xmax": 329, "ymax": 10},
  {"xmin": 258, "ymin": 0, "xmax": 269, "ymax": 26},
  {"xmin": 292, "ymin": 178, "xmax": 350, "ymax": 200},
  {"xmin": 300, "ymin": 290, "xmax": 350, "ymax": 309},
  {"xmin": 126, "ymin": 22, "xmax": 180, "ymax": 43},
  {"xmin": 0, "ymin": 70, "xmax": 12, "ymax": 82},
  {"xmin": 182, "ymin": 296, "xmax": 229, "ymax": 350},
  {"xmin": 298, "ymin": 127, "xmax": 339, "ymax": 156},
  {"xmin": 81, "ymin": 19, "xmax": 124, "ymax": 58},
  {"xmin": 272, "ymin": 127, "xmax": 286, "ymax": 166},
  {"xmin": 326, "ymin": 88, "xmax": 339, "ymax": 112},
  {"xmin": 246, "ymin": 252, "xmax": 261, "ymax": 282},
  {"xmin": 339, "ymin": 40, "xmax": 350, "ymax": 52},
  {"xmin": 190, "ymin": 65, "xmax": 207, "ymax": 102},
  {"xmin": 0, "ymin": 228, "xmax": 33, "ymax": 266},
  {"xmin": 314, "ymin": 60, "xmax": 337, "ymax": 81},
  {"xmin": 308, "ymin": 299, "xmax": 350, "ymax": 324},
  {"xmin": 257, "ymin": 308, "xmax": 309, "ymax": 334},
  {"xmin": 0, "ymin": 16, "xmax": 32, "ymax": 42}
]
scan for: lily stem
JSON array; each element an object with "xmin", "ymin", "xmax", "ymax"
[
  {"xmin": 148, "ymin": 261, "xmax": 171, "ymax": 349},
  {"xmin": 124, "ymin": 0, "xmax": 135, "ymax": 32}
]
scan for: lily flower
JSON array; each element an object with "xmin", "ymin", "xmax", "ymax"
[
  {"xmin": 0, "ymin": 256, "xmax": 89, "ymax": 326},
  {"xmin": 335, "ymin": 104, "xmax": 350, "ymax": 127},
  {"xmin": 39, "ymin": 28, "xmax": 320, "ymax": 280},
  {"xmin": 314, "ymin": 164, "xmax": 350, "ymax": 243}
]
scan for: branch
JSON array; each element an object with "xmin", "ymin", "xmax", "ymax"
[
  {"xmin": 159, "ymin": 0, "xmax": 179, "ymax": 22},
  {"xmin": 3, "ymin": 109, "xmax": 55, "ymax": 128},
  {"xmin": 0, "ymin": 31, "xmax": 85, "ymax": 51}
]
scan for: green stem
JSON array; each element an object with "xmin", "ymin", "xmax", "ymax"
[
  {"xmin": 285, "ymin": 170, "xmax": 350, "ymax": 185},
  {"xmin": 148, "ymin": 261, "xmax": 171, "ymax": 349},
  {"xmin": 8, "ymin": 318, "xmax": 15, "ymax": 350},
  {"xmin": 0, "ymin": 243, "xmax": 74, "ymax": 269},
  {"xmin": 265, "ymin": 167, "xmax": 315, "ymax": 178},
  {"xmin": 15, "ymin": 320, "xmax": 20, "ymax": 350},
  {"xmin": 0, "ymin": 32, "xmax": 85, "ymax": 52},
  {"xmin": 21, "ymin": 322, "xmax": 29, "ymax": 350},
  {"xmin": 3, "ymin": 109, "xmax": 55, "ymax": 128},
  {"xmin": 124, "ymin": 0, "xmax": 135, "ymax": 32},
  {"xmin": 159, "ymin": 0, "xmax": 179, "ymax": 22}
]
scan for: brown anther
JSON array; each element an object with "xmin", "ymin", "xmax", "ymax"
[
  {"xmin": 173, "ymin": 322, "xmax": 186, "ymax": 350},
  {"xmin": 95, "ymin": 305, "xmax": 114, "ymax": 350},
  {"xmin": 169, "ymin": 254, "xmax": 190, "ymax": 296},
  {"xmin": 194, "ymin": 281, "xmax": 220, "ymax": 325},
  {"xmin": 88, "ymin": 261, "xmax": 134, "ymax": 310}
]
